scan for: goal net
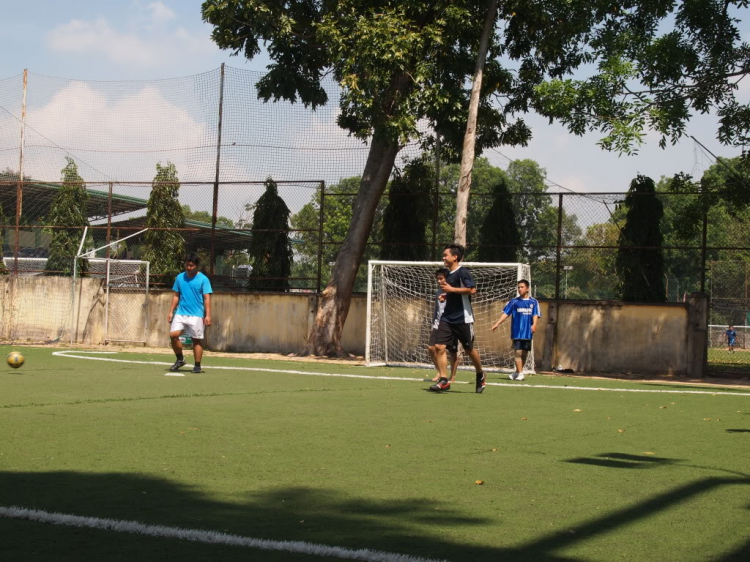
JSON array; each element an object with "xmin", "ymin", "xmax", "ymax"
[
  {"xmin": 71, "ymin": 258, "xmax": 150, "ymax": 345},
  {"xmin": 366, "ymin": 261, "xmax": 534, "ymax": 373}
]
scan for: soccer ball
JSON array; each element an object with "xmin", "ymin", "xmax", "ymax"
[{"xmin": 6, "ymin": 351, "xmax": 24, "ymax": 369}]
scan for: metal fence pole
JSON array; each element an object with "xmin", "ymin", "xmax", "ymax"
[
  {"xmin": 700, "ymin": 199, "xmax": 708, "ymax": 294},
  {"xmin": 106, "ymin": 182, "xmax": 113, "ymax": 259},
  {"xmin": 554, "ymin": 193, "xmax": 563, "ymax": 300},
  {"xmin": 316, "ymin": 181, "xmax": 326, "ymax": 293},
  {"xmin": 209, "ymin": 63, "xmax": 226, "ymax": 276},
  {"xmin": 13, "ymin": 69, "xmax": 27, "ymax": 276},
  {"xmin": 431, "ymin": 136, "xmax": 440, "ymax": 260}
]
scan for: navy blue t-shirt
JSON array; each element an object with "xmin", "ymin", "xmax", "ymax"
[{"xmin": 441, "ymin": 266, "xmax": 475, "ymax": 324}]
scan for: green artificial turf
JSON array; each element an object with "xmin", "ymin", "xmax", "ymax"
[
  {"xmin": 708, "ymin": 347, "xmax": 750, "ymax": 373},
  {"xmin": 1, "ymin": 346, "xmax": 749, "ymax": 561}
]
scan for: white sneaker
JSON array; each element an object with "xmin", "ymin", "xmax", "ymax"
[
  {"xmin": 516, "ymin": 372, "xmax": 525, "ymax": 381},
  {"xmin": 509, "ymin": 372, "xmax": 517, "ymax": 380}
]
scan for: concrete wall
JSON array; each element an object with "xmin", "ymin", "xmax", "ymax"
[
  {"xmin": 534, "ymin": 299, "xmax": 696, "ymax": 376},
  {"xmin": 1, "ymin": 276, "xmax": 708, "ymax": 376}
]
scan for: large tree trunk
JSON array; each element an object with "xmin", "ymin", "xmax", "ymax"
[
  {"xmin": 304, "ymin": 136, "xmax": 400, "ymax": 356},
  {"xmin": 454, "ymin": 0, "xmax": 499, "ymax": 245}
]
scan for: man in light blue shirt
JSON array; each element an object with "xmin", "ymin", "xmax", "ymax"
[
  {"xmin": 492, "ymin": 279, "xmax": 541, "ymax": 381},
  {"xmin": 168, "ymin": 252, "xmax": 213, "ymax": 373}
]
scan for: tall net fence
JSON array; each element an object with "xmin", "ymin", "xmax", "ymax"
[{"xmin": 0, "ymin": 64, "xmax": 749, "ymax": 375}]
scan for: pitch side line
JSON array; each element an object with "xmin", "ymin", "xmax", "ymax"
[
  {"xmin": 0, "ymin": 505, "xmax": 445, "ymax": 562},
  {"xmin": 52, "ymin": 351, "xmax": 750, "ymax": 397}
]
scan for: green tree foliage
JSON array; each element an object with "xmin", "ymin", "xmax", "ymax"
[
  {"xmin": 45, "ymin": 158, "xmax": 89, "ymax": 276},
  {"xmin": 380, "ymin": 159, "xmax": 432, "ymax": 261},
  {"xmin": 616, "ymin": 175, "xmax": 666, "ymax": 302},
  {"xmin": 142, "ymin": 162, "xmax": 185, "ymax": 285},
  {"xmin": 247, "ymin": 178, "xmax": 293, "ymax": 291},
  {"xmin": 181, "ymin": 205, "xmax": 235, "ymax": 228},
  {"xmin": 291, "ymin": 177, "xmax": 382, "ymax": 291},
  {"xmin": 476, "ymin": 178, "xmax": 520, "ymax": 263},
  {"xmin": 533, "ymin": 2, "xmax": 750, "ymax": 153}
]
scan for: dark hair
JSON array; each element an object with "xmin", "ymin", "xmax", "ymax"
[
  {"xmin": 444, "ymin": 243, "xmax": 465, "ymax": 262},
  {"xmin": 185, "ymin": 252, "xmax": 201, "ymax": 266},
  {"xmin": 435, "ymin": 267, "xmax": 450, "ymax": 277},
  {"xmin": 518, "ymin": 279, "xmax": 530, "ymax": 288}
]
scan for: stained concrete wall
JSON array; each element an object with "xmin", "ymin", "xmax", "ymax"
[{"xmin": 2, "ymin": 276, "xmax": 707, "ymax": 376}]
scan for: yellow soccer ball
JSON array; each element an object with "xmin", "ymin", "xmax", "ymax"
[{"xmin": 7, "ymin": 351, "xmax": 24, "ymax": 369}]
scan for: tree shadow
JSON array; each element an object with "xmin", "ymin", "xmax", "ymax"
[
  {"xmin": 564, "ymin": 452, "xmax": 679, "ymax": 470},
  {"xmin": 726, "ymin": 429, "xmax": 750, "ymax": 433},
  {"xmin": 0, "ymin": 470, "xmax": 748, "ymax": 561}
]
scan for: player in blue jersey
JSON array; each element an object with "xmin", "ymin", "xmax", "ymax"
[
  {"xmin": 168, "ymin": 252, "xmax": 213, "ymax": 373},
  {"xmin": 492, "ymin": 279, "xmax": 540, "ymax": 381},
  {"xmin": 429, "ymin": 243, "xmax": 487, "ymax": 393},
  {"xmin": 726, "ymin": 325, "xmax": 737, "ymax": 353},
  {"xmin": 427, "ymin": 268, "xmax": 459, "ymax": 383}
]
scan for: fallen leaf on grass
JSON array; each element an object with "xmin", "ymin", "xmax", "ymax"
[
  {"xmin": 475, "ymin": 480, "xmax": 484, "ymax": 485},
  {"xmin": 385, "ymin": 444, "xmax": 391, "ymax": 448},
  {"xmin": 521, "ymin": 417, "xmax": 528, "ymax": 420},
  {"xmin": 573, "ymin": 409, "xmax": 582, "ymax": 412},
  {"xmin": 660, "ymin": 406, "xmax": 668, "ymax": 409},
  {"xmin": 491, "ymin": 448, "xmax": 499, "ymax": 452},
  {"xmin": 703, "ymin": 418, "xmax": 713, "ymax": 421},
  {"xmin": 643, "ymin": 452, "xmax": 656, "ymax": 455},
  {"xmin": 617, "ymin": 429, "xmax": 625, "ymax": 433}
]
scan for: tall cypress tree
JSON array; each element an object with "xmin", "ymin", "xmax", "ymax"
[
  {"xmin": 616, "ymin": 175, "xmax": 666, "ymax": 302},
  {"xmin": 142, "ymin": 162, "xmax": 185, "ymax": 286},
  {"xmin": 380, "ymin": 159, "xmax": 432, "ymax": 261},
  {"xmin": 477, "ymin": 178, "xmax": 520, "ymax": 263},
  {"xmin": 45, "ymin": 158, "xmax": 89, "ymax": 276},
  {"xmin": 247, "ymin": 177, "xmax": 292, "ymax": 291}
]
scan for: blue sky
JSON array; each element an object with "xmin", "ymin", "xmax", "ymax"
[{"xmin": 0, "ymin": 0, "xmax": 747, "ymax": 194}]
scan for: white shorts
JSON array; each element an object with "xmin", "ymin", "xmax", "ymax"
[{"xmin": 170, "ymin": 315, "xmax": 205, "ymax": 339}]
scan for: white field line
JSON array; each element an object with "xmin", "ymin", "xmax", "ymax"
[
  {"xmin": 0, "ymin": 505, "xmax": 446, "ymax": 562},
  {"xmin": 52, "ymin": 351, "xmax": 750, "ymax": 397}
]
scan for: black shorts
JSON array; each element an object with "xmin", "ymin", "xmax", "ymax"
[
  {"xmin": 513, "ymin": 339, "xmax": 532, "ymax": 351},
  {"xmin": 436, "ymin": 321, "xmax": 474, "ymax": 352},
  {"xmin": 429, "ymin": 328, "xmax": 458, "ymax": 353}
]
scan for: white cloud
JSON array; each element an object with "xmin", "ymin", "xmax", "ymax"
[
  {"xmin": 147, "ymin": 2, "xmax": 177, "ymax": 23},
  {"xmin": 47, "ymin": 16, "xmax": 215, "ymax": 68}
]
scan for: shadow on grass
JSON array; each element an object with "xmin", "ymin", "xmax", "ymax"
[
  {"xmin": 726, "ymin": 429, "xmax": 750, "ymax": 433},
  {"xmin": 0, "ymin": 470, "xmax": 748, "ymax": 561},
  {"xmin": 564, "ymin": 453, "xmax": 679, "ymax": 470}
]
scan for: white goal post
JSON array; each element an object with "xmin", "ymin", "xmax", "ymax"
[{"xmin": 366, "ymin": 260, "xmax": 535, "ymax": 373}]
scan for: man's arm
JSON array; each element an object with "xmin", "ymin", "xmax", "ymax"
[
  {"xmin": 203, "ymin": 294, "xmax": 212, "ymax": 326},
  {"xmin": 531, "ymin": 315, "xmax": 539, "ymax": 333},
  {"xmin": 438, "ymin": 278, "xmax": 476, "ymax": 295},
  {"xmin": 168, "ymin": 293, "xmax": 179, "ymax": 323}
]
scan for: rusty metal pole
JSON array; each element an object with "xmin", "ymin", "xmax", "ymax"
[
  {"xmin": 13, "ymin": 69, "xmax": 27, "ymax": 276},
  {"xmin": 316, "ymin": 182, "xmax": 326, "ymax": 293},
  {"xmin": 700, "ymin": 201, "xmax": 708, "ymax": 294},
  {"xmin": 106, "ymin": 182, "xmax": 113, "ymax": 259},
  {"xmin": 209, "ymin": 63, "xmax": 225, "ymax": 276},
  {"xmin": 554, "ymin": 194, "xmax": 563, "ymax": 300},
  {"xmin": 431, "ymin": 136, "xmax": 440, "ymax": 260}
]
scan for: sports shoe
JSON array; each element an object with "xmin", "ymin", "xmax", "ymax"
[
  {"xmin": 475, "ymin": 372, "xmax": 486, "ymax": 393},
  {"xmin": 516, "ymin": 372, "xmax": 525, "ymax": 381},
  {"xmin": 169, "ymin": 359, "xmax": 186, "ymax": 372},
  {"xmin": 191, "ymin": 365, "xmax": 202, "ymax": 373},
  {"xmin": 429, "ymin": 378, "xmax": 451, "ymax": 392},
  {"xmin": 509, "ymin": 372, "xmax": 517, "ymax": 381}
]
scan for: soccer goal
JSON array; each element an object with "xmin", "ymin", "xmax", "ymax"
[{"xmin": 366, "ymin": 260, "xmax": 534, "ymax": 373}]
